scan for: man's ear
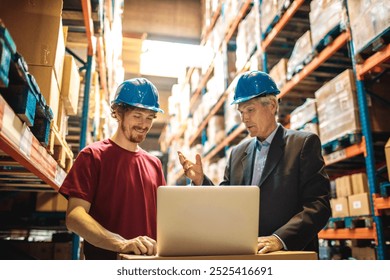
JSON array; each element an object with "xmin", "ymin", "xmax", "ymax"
[{"xmin": 269, "ymin": 98, "xmax": 277, "ymax": 114}]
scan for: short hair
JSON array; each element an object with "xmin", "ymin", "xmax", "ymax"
[{"xmin": 256, "ymin": 95, "xmax": 279, "ymax": 116}]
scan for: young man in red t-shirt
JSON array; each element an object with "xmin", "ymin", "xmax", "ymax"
[{"xmin": 59, "ymin": 78, "xmax": 166, "ymax": 259}]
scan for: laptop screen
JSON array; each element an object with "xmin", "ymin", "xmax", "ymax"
[{"xmin": 157, "ymin": 185, "xmax": 259, "ymax": 256}]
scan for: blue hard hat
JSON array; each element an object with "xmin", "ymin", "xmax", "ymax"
[
  {"xmin": 112, "ymin": 78, "xmax": 164, "ymax": 113},
  {"xmin": 231, "ymin": 71, "xmax": 280, "ymax": 105}
]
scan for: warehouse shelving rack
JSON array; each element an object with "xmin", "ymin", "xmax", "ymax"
[
  {"xmin": 0, "ymin": 95, "xmax": 67, "ymax": 191},
  {"xmin": 258, "ymin": 0, "xmax": 389, "ymax": 260},
  {"xmin": 169, "ymin": 0, "xmax": 253, "ymax": 183},
  {"xmin": 168, "ymin": 0, "xmax": 389, "ymax": 259},
  {"xmin": 0, "ymin": 0, "xmax": 104, "ymax": 260}
]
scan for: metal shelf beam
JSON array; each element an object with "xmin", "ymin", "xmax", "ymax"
[
  {"xmin": 261, "ymin": 0, "xmax": 305, "ymax": 51},
  {"xmin": 373, "ymin": 194, "xmax": 390, "ymax": 216},
  {"xmin": 356, "ymin": 44, "xmax": 390, "ymax": 80},
  {"xmin": 324, "ymin": 140, "xmax": 366, "ymax": 166},
  {"xmin": 318, "ymin": 227, "xmax": 376, "ymax": 240},
  {"xmin": 203, "ymin": 124, "xmax": 246, "ymax": 162},
  {"xmin": 278, "ymin": 31, "xmax": 351, "ymax": 99}
]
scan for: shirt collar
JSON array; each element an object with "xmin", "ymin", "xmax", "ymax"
[{"xmin": 255, "ymin": 124, "xmax": 280, "ymax": 151}]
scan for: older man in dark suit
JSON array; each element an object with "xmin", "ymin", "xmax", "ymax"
[{"xmin": 178, "ymin": 70, "xmax": 331, "ymax": 254}]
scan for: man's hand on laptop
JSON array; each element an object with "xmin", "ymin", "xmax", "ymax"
[
  {"xmin": 121, "ymin": 236, "xmax": 157, "ymax": 255},
  {"xmin": 178, "ymin": 151, "xmax": 204, "ymax": 185},
  {"xmin": 257, "ymin": 235, "xmax": 283, "ymax": 254}
]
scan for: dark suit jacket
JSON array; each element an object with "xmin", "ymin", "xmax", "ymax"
[{"xmin": 203, "ymin": 125, "xmax": 331, "ymax": 252}]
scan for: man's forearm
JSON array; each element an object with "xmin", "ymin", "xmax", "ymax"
[{"xmin": 66, "ymin": 206, "xmax": 125, "ymax": 252}]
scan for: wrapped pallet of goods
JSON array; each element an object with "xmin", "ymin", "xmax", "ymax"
[
  {"xmin": 309, "ymin": 0, "xmax": 348, "ymax": 52},
  {"xmin": 289, "ymin": 98, "xmax": 318, "ymax": 131},
  {"xmin": 315, "ymin": 69, "xmax": 361, "ymax": 146},
  {"xmin": 286, "ymin": 30, "xmax": 313, "ymax": 80},
  {"xmin": 347, "ymin": 0, "xmax": 390, "ymax": 56},
  {"xmin": 269, "ymin": 58, "xmax": 288, "ymax": 90}
]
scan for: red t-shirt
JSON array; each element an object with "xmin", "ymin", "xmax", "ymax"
[{"xmin": 59, "ymin": 138, "xmax": 166, "ymax": 243}]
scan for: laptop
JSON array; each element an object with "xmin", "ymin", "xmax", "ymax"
[{"xmin": 157, "ymin": 185, "xmax": 259, "ymax": 256}]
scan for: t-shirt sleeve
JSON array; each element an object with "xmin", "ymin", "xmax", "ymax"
[
  {"xmin": 158, "ymin": 159, "xmax": 167, "ymax": 186},
  {"xmin": 59, "ymin": 148, "xmax": 99, "ymax": 203}
]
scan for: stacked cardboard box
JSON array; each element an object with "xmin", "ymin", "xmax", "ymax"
[
  {"xmin": 315, "ymin": 69, "xmax": 360, "ymax": 145},
  {"xmin": 286, "ymin": 31, "xmax": 313, "ymax": 80},
  {"xmin": 331, "ymin": 173, "xmax": 372, "ymax": 218},
  {"xmin": 206, "ymin": 115, "xmax": 225, "ymax": 147},
  {"xmin": 309, "ymin": 0, "xmax": 347, "ymax": 50},
  {"xmin": 224, "ymin": 86, "xmax": 242, "ymax": 134},
  {"xmin": 269, "ymin": 58, "xmax": 288, "ymax": 90},
  {"xmin": 235, "ymin": 5, "xmax": 259, "ymax": 71},
  {"xmin": 290, "ymin": 98, "xmax": 317, "ymax": 131},
  {"xmin": 0, "ymin": 0, "xmax": 65, "ymax": 125},
  {"xmin": 260, "ymin": 0, "xmax": 287, "ymax": 36},
  {"xmin": 36, "ymin": 192, "xmax": 68, "ymax": 212},
  {"xmin": 348, "ymin": 0, "xmax": 390, "ymax": 55}
]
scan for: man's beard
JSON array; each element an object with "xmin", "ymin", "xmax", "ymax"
[{"xmin": 121, "ymin": 123, "xmax": 148, "ymax": 144}]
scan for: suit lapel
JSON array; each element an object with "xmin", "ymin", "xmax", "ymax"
[
  {"xmin": 259, "ymin": 126, "xmax": 286, "ymax": 186},
  {"xmin": 241, "ymin": 139, "xmax": 256, "ymax": 185}
]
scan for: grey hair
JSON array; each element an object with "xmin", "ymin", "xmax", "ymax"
[{"xmin": 257, "ymin": 95, "xmax": 279, "ymax": 116}]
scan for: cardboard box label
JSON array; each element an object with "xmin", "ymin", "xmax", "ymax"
[
  {"xmin": 335, "ymin": 204, "xmax": 343, "ymax": 211},
  {"xmin": 352, "ymin": 201, "xmax": 362, "ymax": 209}
]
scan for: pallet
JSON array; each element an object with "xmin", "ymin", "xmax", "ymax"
[
  {"xmin": 0, "ymin": 38, "xmax": 11, "ymax": 87},
  {"xmin": 47, "ymin": 122, "xmax": 74, "ymax": 172},
  {"xmin": 312, "ymin": 23, "xmax": 347, "ymax": 55},
  {"xmin": 379, "ymin": 182, "xmax": 390, "ymax": 198},
  {"xmin": 261, "ymin": 0, "xmax": 291, "ymax": 38},
  {"xmin": 321, "ymin": 132, "xmax": 362, "ymax": 155},
  {"xmin": 286, "ymin": 53, "xmax": 315, "ymax": 81},
  {"xmin": 354, "ymin": 27, "xmax": 390, "ymax": 63},
  {"xmin": 325, "ymin": 216, "xmax": 373, "ymax": 230}
]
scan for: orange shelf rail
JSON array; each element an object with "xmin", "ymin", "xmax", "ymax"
[
  {"xmin": 188, "ymin": 93, "xmax": 228, "ymax": 146},
  {"xmin": 261, "ymin": 0, "xmax": 305, "ymax": 51},
  {"xmin": 81, "ymin": 0, "xmax": 95, "ymax": 56},
  {"xmin": 356, "ymin": 44, "xmax": 390, "ymax": 80},
  {"xmin": 324, "ymin": 139, "xmax": 366, "ymax": 166},
  {"xmin": 204, "ymin": 123, "xmax": 247, "ymax": 162},
  {"xmin": 189, "ymin": 62, "xmax": 215, "ymax": 107},
  {"xmin": 0, "ymin": 96, "xmax": 64, "ymax": 191},
  {"xmin": 201, "ymin": 1, "xmax": 224, "ymax": 45},
  {"xmin": 373, "ymin": 194, "xmax": 390, "ymax": 216},
  {"xmin": 278, "ymin": 31, "xmax": 351, "ymax": 99},
  {"xmin": 318, "ymin": 227, "xmax": 376, "ymax": 240},
  {"xmin": 224, "ymin": 0, "xmax": 253, "ymax": 44}
]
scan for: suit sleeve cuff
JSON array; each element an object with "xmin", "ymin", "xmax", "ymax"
[{"xmin": 273, "ymin": 233, "xmax": 288, "ymax": 250}]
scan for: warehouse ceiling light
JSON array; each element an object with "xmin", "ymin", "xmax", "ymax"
[{"xmin": 140, "ymin": 40, "xmax": 213, "ymax": 78}]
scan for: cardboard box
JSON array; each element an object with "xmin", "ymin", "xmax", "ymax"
[
  {"xmin": 0, "ymin": 0, "xmax": 65, "ymax": 87},
  {"xmin": 309, "ymin": 0, "xmax": 347, "ymax": 49},
  {"xmin": 269, "ymin": 58, "xmax": 288, "ymax": 90},
  {"xmin": 351, "ymin": 246, "xmax": 376, "ymax": 260},
  {"xmin": 61, "ymin": 55, "xmax": 80, "ymax": 116},
  {"xmin": 287, "ymin": 30, "xmax": 313, "ymax": 80},
  {"xmin": 54, "ymin": 242, "xmax": 72, "ymax": 260},
  {"xmin": 348, "ymin": 0, "xmax": 390, "ymax": 55},
  {"xmin": 36, "ymin": 192, "xmax": 68, "ymax": 212},
  {"xmin": 348, "ymin": 192, "xmax": 371, "ymax": 216},
  {"xmin": 335, "ymin": 175, "xmax": 353, "ymax": 198},
  {"xmin": 386, "ymin": 138, "xmax": 390, "ymax": 180},
  {"xmin": 331, "ymin": 197, "xmax": 349, "ymax": 218},
  {"xmin": 290, "ymin": 98, "xmax": 317, "ymax": 130},
  {"xmin": 315, "ymin": 69, "xmax": 361, "ymax": 144},
  {"xmin": 56, "ymin": 100, "xmax": 68, "ymax": 139},
  {"xmin": 28, "ymin": 65, "xmax": 60, "ymax": 124},
  {"xmin": 351, "ymin": 173, "xmax": 369, "ymax": 194}
]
